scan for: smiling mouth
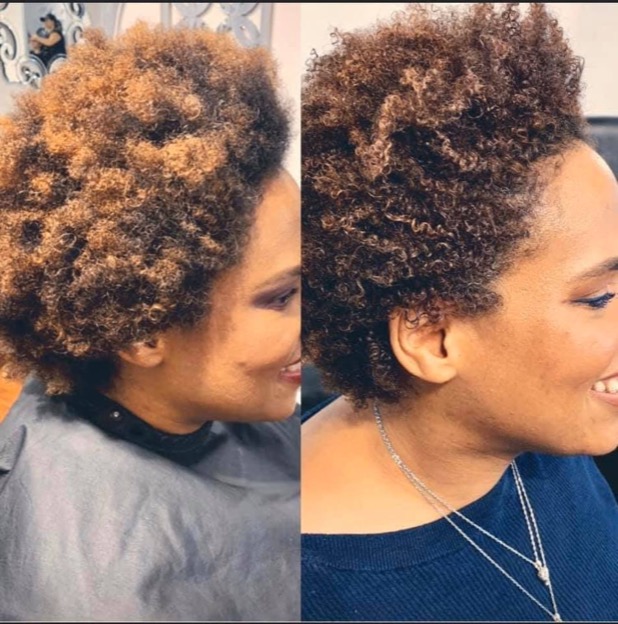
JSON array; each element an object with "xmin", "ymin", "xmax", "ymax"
[
  {"xmin": 592, "ymin": 377, "xmax": 618, "ymax": 394},
  {"xmin": 281, "ymin": 359, "xmax": 301, "ymax": 375},
  {"xmin": 279, "ymin": 358, "xmax": 301, "ymax": 385}
]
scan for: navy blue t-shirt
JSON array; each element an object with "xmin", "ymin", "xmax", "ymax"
[{"xmin": 302, "ymin": 405, "xmax": 618, "ymax": 621}]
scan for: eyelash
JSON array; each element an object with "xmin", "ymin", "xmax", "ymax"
[
  {"xmin": 269, "ymin": 287, "xmax": 299, "ymax": 310},
  {"xmin": 576, "ymin": 292, "xmax": 617, "ymax": 310}
]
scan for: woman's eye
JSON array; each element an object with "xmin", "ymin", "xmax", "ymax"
[
  {"xmin": 576, "ymin": 292, "xmax": 616, "ymax": 309},
  {"xmin": 270, "ymin": 287, "xmax": 299, "ymax": 309}
]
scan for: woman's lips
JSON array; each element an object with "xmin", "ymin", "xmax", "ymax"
[
  {"xmin": 591, "ymin": 387, "xmax": 618, "ymax": 408},
  {"xmin": 591, "ymin": 373, "xmax": 618, "ymax": 406},
  {"xmin": 592, "ymin": 375, "xmax": 618, "ymax": 393},
  {"xmin": 279, "ymin": 359, "xmax": 301, "ymax": 384}
]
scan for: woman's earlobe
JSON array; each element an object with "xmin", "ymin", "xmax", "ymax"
[
  {"xmin": 388, "ymin": 310, "xmax": 458, "ymax": 385},
  {"xmin": 118, "ymin": 337, "xmax": 164, "ymax": 368}
]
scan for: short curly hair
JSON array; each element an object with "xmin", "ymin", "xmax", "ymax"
[
  {"xmin": 0, "ymin": 23, "xmax": 289, "ymax": 394},
  {"xmin": 302, "ymin": 3, "xmax": 589, "ymax": 406}
]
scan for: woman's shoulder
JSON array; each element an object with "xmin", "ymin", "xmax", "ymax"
[
  {"xmin": 302, "ymin": 451, "xmax": 617, "ymax": 551},
  {"xmin": 301, "ymin": 451, "xmax": 618, "ymax": 621},
  {"xmin": 0, "ymin": 379, "xmax": 234, "ymax": 522},
  {"xmin": 199, "ymin": 408, "xmax": 300, "ymax": 487},
  {"xmin": 0, "ymin": 377, "xmax": 299, "ymax": 495},
  {"xmin": 0, "ymin": 378, "xmax": 300, "ymax": 620}
]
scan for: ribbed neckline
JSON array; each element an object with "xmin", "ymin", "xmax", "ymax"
[
  {"xmin": 302, "ymin": 459, "xmax": 520, "ymax": 570},
  {"xmin": 302, "ymin": 396, "xmax": 549, "ymax": 570}
]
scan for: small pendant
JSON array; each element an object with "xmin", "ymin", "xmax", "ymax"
[
  {"xmin": 538, "ymin": 565, "xmax": 550, "ymax": 584},
  {"xmin": 553, "ymin": 613, "xmax": 562, "ymax": 622},
  {"xmin": 535, "ymin": 561, "xmax": 550, "ymax": 585}
]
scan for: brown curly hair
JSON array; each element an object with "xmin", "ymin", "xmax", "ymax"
[
  {"xmin": 302, "ymin": 3, "xmax": 589, "ymax": 406},
  {"xmin": 0, "ymin": 23, "xmax": 289, "ymax": 394}
]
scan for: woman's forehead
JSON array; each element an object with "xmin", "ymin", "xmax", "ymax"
[
  {"xmin": 213, "ymin": 172, "xmax": 300, "ymax": 297},
  {"xmin": 545, "ymin": 146, "xmax": 617, "ymax": 249},
  {"xmin": 502, "ymin": 144, "xmax": 618, "ymax": 291},
  {"xmin": 245, "ymin": 172, "xmax": 300, "ymax": 274}
]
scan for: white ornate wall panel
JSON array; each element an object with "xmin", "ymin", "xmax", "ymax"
[{"xmin": 0, "ymin": 2, "xmax": 87, "ymax": 87}]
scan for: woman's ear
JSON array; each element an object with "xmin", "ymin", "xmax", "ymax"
[
  {"xmin": 117, "ymin": 337, "xmax": 164, "ymax": 369},
  {"xmin": 388, "ymin": 309, "xmax": 458, "ymax": 385}
]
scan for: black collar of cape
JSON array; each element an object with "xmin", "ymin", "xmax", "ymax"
[{"xmin": 61, "ymin": 391, "xmax": 213, "ymax": 467}]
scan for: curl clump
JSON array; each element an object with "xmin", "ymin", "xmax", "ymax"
[
  {"xmin": 0, "ymin": 23, "xmax": 289, "ymax": 394},
  {"xmin": 302, "ymin": 3, "xmax": 588, "ymax": 406}
]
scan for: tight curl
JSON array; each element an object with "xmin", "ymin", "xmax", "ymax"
[
  {"xmin": 0, "ymin": 24, "xmax": 289, "ymax": 394},
  {"xmin": 302, "ymin": 3, "xmax": 588, "ymax": 407}
]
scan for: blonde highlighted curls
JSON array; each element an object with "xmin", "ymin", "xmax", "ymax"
[
  {"xmin": 302, "ymin": 3, "xmax": 588, "ymax": 406},
  {"xmin": 0, "ymin": 23, "xmax": 289, "ymax": 394}
]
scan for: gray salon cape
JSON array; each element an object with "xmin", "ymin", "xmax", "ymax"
[{"xmin": 0, "ymin": 378, "xmax": 300, "ymax": 621}]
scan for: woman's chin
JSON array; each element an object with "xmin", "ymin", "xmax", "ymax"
[
  {"xmin": 268, "ymin": 398, "xmax": 299, "ymax": 421},
  {"xmin": 548, "ymin": 430, "xmax": 618, "ymax": 458},
  {"xmin": 585, "ymin": 436, "xmax": 618, "ymax": 458},
  {"xmin": 257, "ymin": 390, "xmax": 299, "ymax": 422},
  {"xmin": 224, "ymin": 392, "xmax": 298, "ymax": 423}
]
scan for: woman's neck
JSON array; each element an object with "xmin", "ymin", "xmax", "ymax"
[
  {"xmin": 104, "ymin": 368, "xmax": 206, "ymax": 435},
  {"xmin": 374, "ymin": 395, "xmax": 516, "ymax": 503},
  {"xmin": 301, "ymin": 394, "xmax": 515, "ymax": 534}
]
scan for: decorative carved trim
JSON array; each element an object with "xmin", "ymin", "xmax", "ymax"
[
  {"xmin": 173, "ymin": 2, "xmax": 211, "ymax": 28},
  {"xmin": 66, "ymin": 3, "xmax": 85, "ymax": 19},
  {"xmin": 0, "ymin": 1, "xmax": 273, "ymax": 91},
  {"xmin": 168, "ymin": 2, "xmax": 272, "ymax": 47},
  {"xmin": 0, "ymin": 21, "xmax": 17, "ymax": 66},
  {"xmin": 17, "ymin": 53, "xmax": 45, "ymax": 88},
  {"xmin": 0, "ymin": 2, "xmax": 86, "ymax": 88}
]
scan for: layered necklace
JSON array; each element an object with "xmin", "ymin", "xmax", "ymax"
[{"xmin": 373, "ymin": 402, "xmax": 562, "ymax": 622}]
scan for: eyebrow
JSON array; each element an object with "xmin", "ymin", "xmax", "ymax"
[
  {"xmin": 569, "ymin": 257, "xmax": 618, "ymax": 284},
  {"xmin": 254, "ymin": 266, "xmax": 301, "ymax": 291}
]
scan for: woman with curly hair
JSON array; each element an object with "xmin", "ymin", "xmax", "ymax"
[
  {"xmin": 0, "ymin": 23, "xmax": 300, "ymax": 621},
  {"xmin": 302, "ymin": 3, "xmax": 618, "ymax": 621}
]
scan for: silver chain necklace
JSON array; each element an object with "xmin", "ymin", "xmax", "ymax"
[{"xmin": 373, "ymin": 402, "xmax": 562, "ymax": 622}]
